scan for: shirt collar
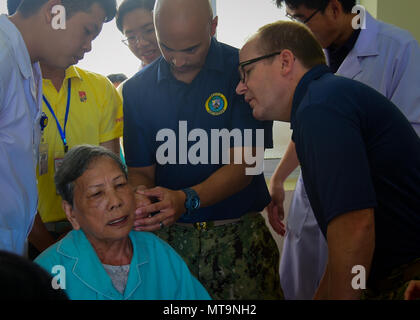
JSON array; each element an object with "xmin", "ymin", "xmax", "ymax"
[
  {"xmin": 352, "ymin": 11, "xmax": 380, "ymax": 58},
  {"xmin": 291, "ymin": 64, "xmax": 332, "ymax": 129},
  {"xmin": 42, "ymin": 65, "xmax": 82, "ymax": 89},
  {"xmin": 157, "ymin": 37, "xmax": 225, "ymax": 83},
  {"xmin": 325, "ymin": 28, "xmax": 361, "ymax": 73},
  {"xmin": 65, "ymin": 65, "xmax": 83, "ymax": 81},
  {"xmin": 326, "ymin": 28, "xmax": 361, "ymax": 56},
  {"xmin": 57, "ymin": 230, "xmax": 147, "ymax": 299},
  {"xmin": 0, "ymin": 14, "xmax": 34, "ymax": 80}
]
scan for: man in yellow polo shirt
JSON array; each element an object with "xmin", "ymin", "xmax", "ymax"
[{"xmin": 28, "ymin": 63, "xmax": 123, "ymax": 258}]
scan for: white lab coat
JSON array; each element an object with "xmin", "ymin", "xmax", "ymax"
[
  {"xmin": 280, "ymin": 12, "xmax": 420, "ymax": 300},
  {"xmin": 0, "ymin": 15, "xmax": 42, "ymax": 255}
]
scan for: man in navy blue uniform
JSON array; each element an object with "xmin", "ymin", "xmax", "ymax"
[
  {"xmin": 236, "ymin": 21, "xmax": 420, "ymax": 299},
  {"xmin": 122, "ymin": 0, "xmax": 282, "ymax": 299}
]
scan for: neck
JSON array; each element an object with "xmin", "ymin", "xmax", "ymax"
[
  {"xmin": 8, "ymin": 14, "xmax": 41, "ymax": 64},
  {"xmin": 285, "ymin": 66, "xmax": 309, "ymax": 121},
  {"xmin": 172, "ymin": 68, "xmax": 201, "ymax": 84},
  {"xmin": 90, "ymin": 236, "xmax": 133, "ymax": 266},
  {"xmin": 41, "ymin": 63, "xmax": 66, "ymax": 91},
  {"xmin": 331, "ymin": 14, "xmax": 358, "ymax": 48}
]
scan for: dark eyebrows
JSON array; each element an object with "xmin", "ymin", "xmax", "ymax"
[{"xmin": 125, "ymin": 22, "xmax": 154, "ymax": 35}]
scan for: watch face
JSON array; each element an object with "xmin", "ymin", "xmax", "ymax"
[{"xmin": 191, "ymin": 198, "xmax": 200, "ymax": 210}]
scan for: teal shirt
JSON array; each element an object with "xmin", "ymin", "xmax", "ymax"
[{"xmin": 35, "ymin": 230, "xmax": 211, "ymax": 300}]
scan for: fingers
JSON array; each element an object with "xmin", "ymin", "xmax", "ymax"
[
  {"xmin": 134, "ymin": 187, "xmax": 165, "ymax": 213},
  {"xmin": 133, "ymin": 211, "xmax": 163, "ymax": 230},
  {"xmin": 270, "ymin": 188, "xmax": 286, "ymax": 221},
  {"xmin": 278, "ymin": 221, "xmax": 286, "ymax": 237},
  {"xmin": 135, "ymin": 200, "xmax": 167, "ymax": 216},
  {"xmin": 134, "ymin": 193, "xmax": 152, "ymax": 208},
  {"xmin": 134, "ymin": 187, "xmax": 185, "ymax": 231},
  {"xmin": 134, "ymin": 197, "xmax": 177, "ymax": 229},
  {"xmin": 267, "ymin": 204, "xmax": 286, "ymax": 236},
  {"xmin": 133, "ymin": 221, "xmax": 161, "ymax": 232},
  {"xmin": 133, "ymin": 212, "xmax": 172, "ymax": 231},
  {"xmin": 404, "ymin": 282, "xmax": 413, "ymax": 300},
  {"xmin": 134, "ymin": 185, "xmax": 148, "ymax": 193},
  {"xmin": 138, "ymin": 187, "xmax": 164, "ymax": 199},
  {"xmin": 277, "ymin": 203, "xmax": 285, "ymax": 221},
  {"xmin": 405, "ymin": 280, "xmax": 420, "ymax": 300}
]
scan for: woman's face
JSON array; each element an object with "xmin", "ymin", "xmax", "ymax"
[{"xmin": 64, "ymin": 156, "xmax": 135, "ymax": 245}]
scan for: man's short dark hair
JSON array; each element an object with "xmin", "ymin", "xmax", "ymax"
[
  {"xmin": 0, "ymin": 250, "xmax": 68, "ymax": 300},
  {"xmin": 275, "ymin": 0, "xmax": 356, "ymax": 14},
  {"xmin": 107, "ymin": 73, "xmax": 128, "ymax": 84},
  {"xmin": 7, "ymin": 0, "xmax": 22, "ymax": 15},
  {"xmin": 116, "ymin": 0, "xmax": 156, "ymax": 33},
  {"xmin": 18, "ymin": 0, "xmax": 117, "ymax": 22}
]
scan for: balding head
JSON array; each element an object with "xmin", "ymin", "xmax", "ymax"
[
  {"xmin": 154, "ymin": 0, "xmax": 213, "ymax": 25},
  {"xmin": 153, "ymin": 0, "xmax": 217, "ymax": 83}
]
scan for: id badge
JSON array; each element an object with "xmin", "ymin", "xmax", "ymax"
[{"xmin": 38, "ymin": 143, "xmax": 48, "ymax": 176}]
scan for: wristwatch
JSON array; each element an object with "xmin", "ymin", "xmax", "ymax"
[{"xmin": 182, "ymin": 188, "xmax": 200, "ymax": 215}]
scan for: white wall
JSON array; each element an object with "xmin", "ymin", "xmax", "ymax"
[{"xmin": 216, "ymin": 0, "xmax": 291, "ymax": 159}]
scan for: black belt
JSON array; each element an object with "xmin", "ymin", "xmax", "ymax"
[
  {"xmin": 175, "ymin": 218, "xmax": 242, "ymax": 231},
  {"xmin": 174, "ymin": 212, "xmax": 259, "ymax": 231}
]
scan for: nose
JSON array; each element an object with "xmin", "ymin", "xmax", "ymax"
[
  {"xmin": 136, "ymin": 35, "xmax": 150, "ymax": 48},
  {"xmin": 107, "ymin": 189, "xmax": 123, "ymax": 211},
  {"xmin": 170, "ymin": 53, "xmax": 187, "ymax": 68},
  {"xmin": 236, "ymin": 80, "xmax": 247, "ymax": 95},
  {"xmin": 83, "ymin": 40, "xmax": 92, "ymax": 54}
]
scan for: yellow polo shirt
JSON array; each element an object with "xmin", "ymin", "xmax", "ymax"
[{"xmin": 37, "ymin": 66, "xmax": 123, "ymax": 223}]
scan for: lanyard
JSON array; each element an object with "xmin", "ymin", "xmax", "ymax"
[{"xmin": 42, "ymin": 79, "xmax": 71, "ymax": 153}]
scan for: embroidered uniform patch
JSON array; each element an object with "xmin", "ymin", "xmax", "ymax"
[{"xmin": 205, "ymin": 93, "xmax": 228, "ymax": 116}]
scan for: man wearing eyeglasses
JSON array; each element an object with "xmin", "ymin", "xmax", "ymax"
[
  {"xmin": 236, "ymin": 20, "xmax": 420, "ymax": 300},
  {"xmin": 116, "ymin": 0, "xmax": 161, "ymax": 69},
  {"xmin": 269, "ymin": 0, "xmax": 420, "ymax": 299},
  {"xmin": 122, "ymin": 0, "xmax": 282, "ymax": 299}
]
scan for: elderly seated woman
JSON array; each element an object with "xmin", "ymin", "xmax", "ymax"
[{"xmin": 35, "ymin": 145, "xmax": 210, "ymax": 300}]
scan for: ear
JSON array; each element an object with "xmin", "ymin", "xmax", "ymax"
[
  {"xmin": 210, "ymin": 16, "xmax": 218, "ymax": 37},
  {"xmin": 42, "ymin": 0, "xmax": 63, "ymax": 25},
  {"xmin": 329, "ymin": 0, "xmax": 343, "ymax": 19},
  {"xmin": 62, "ymin": 200, "xmax": 80, "ymax": 230},
  {"xmin": 278, "ymin": 49, "xmax": 295, "ymax": 76}
]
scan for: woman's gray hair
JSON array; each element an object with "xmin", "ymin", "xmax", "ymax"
[{"xmin": 54, "ymin": 144, "xmax": 127, "ymax": 205}]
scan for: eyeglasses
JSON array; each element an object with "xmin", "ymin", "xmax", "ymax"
[
  {"xmin": 239, "ymin": 52, "xmax": 281, "ymax": 84},
  {"xmin": 122, "ymin": 28, "xmax": 155, "ymax": 47},
  {"xmin": 286, "ymin": 8, "xmax": 321, "ymax": 24}
]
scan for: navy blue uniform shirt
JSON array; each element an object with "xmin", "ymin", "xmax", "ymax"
[
  {"xmin": 291, "ymin": 65, "xmax": 420, "ymax": 280},
  {"xmin": 123, "ymin": 38, "xmax": 273, "ymax": 223}
]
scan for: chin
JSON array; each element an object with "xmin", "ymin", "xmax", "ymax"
[{"xmin": 252, "ymin": 109, "xmax": 265, "ymax": 121}]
